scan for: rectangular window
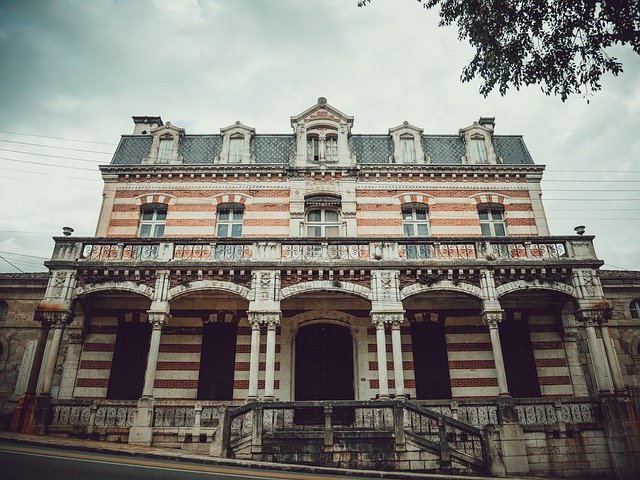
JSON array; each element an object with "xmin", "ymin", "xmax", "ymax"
[
  {"xmin": 157, "ymin": 138, "xmax": 173, "ymax": 163},
  {"xmin": 470, "ymin": 138, "xmax": 488, "ymax": 163},
  {"xmin": 229, "ymin": 137, "xmax": 243, "ymax": 163},
  {"xmin": 400, "ymin": 137, "xmax": 416, "ymax": 163},
  {"xmin": 479, "ymin": 208, "xmax": 506, "ymax": 237},
  {"xmin": 402, "ymin": 207, "xmax": 429, "ymax": 237},
  {"xmin": 217, "ymin": 206, "xmax": 244, "ymax": 238},
  {"xmin": 139, "ymin": 207, "xmax": 167, "ymax": 238}
]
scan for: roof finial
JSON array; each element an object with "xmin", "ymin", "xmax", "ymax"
[{"xmin": 318, "ymin": 97, "xmax": 327, "ymax": 105}]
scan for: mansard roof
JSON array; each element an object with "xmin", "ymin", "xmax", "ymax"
[{"xmin": 111, "ymin": 133, "xmax": 534, "ymax": 166}]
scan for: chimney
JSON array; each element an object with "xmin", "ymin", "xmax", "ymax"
[
  {"xmin": 478, "ymin": 117, "xmax": 495, "ymax": 130},
  {"xmin": 132, "ymin": 116, "xmax": 163, "ymax": 135}
]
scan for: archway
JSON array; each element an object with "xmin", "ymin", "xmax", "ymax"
[{"xmin": 295, "ymin": 323, "xmax": 354, "ymax": 401}]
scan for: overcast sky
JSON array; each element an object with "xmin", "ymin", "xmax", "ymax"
[{"xmin": 0, "ymin": 0, "xmax": 639, "ymax": 273}]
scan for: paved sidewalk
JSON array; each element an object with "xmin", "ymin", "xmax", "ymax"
[{"xmin": 0, "ymin": 431, "xmax": 546, "ymax": 480}]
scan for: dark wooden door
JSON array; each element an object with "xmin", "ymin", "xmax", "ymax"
[
  {"xmin": 499, "ymin": 319, "xmax": 541, "ymax": 397},
  {"xmin": 107, "ymin": 317, "xmax": 151, "ymax": 400},
  {"xmin": 197, "ymin": 322, "xmax": 238, "ymax": 400},
  {"xmin": 411, "ymin": 321, "xmax": 452, "ymax": 400},
  {"xmin": 295, "ymin": 324, "xmax": 354, "ymax": 401}
]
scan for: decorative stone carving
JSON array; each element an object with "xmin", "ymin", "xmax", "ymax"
[
  {"xmin": 248, "ymin": 311, "xmax": 281, "ymax": 327},
  {"xmin": 34, "ymin": 307, "xmax": 74, "ymax": 327},
  {"xmin": 148, "ymin": 312, "xmax": 169, "ymax": 329},
  {"xmin": 481, "ymin": 311, "xmax": 503, "ymax": 328},
  {"xmin": 371, "ymin": 312, "xmax": 404, "ymax": 327},
  {"xmin": 574, "ymin": 307, "xmax": 612, "ymax": 325}
]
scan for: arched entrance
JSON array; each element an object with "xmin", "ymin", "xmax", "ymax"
[{"xmin": 295, "ymin": 323, "xmax": 354, "ymax": 401}]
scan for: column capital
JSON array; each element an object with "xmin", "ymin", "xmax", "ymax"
[
  {"xmin": 33, "ymin": 307, "xmax": 74, "ymax": 327},
  {"xmin": 371, "ymin": 311, "xmax": 404, "ymax": 327},
  {"xmin": 66, "ymin": 328, "xmax": 85, "ymax": 344},
  {"xmin": 147, "ymin": 311, "xmax": 170, "ymax": 329},
  {"xmin": 481, "ymin": 310, "xmax": 504, "ymax": 328},
  {"xmin": 574, "ymin": 306, "xmax": 612, "ymax": 326},
  {"xmin": 248, "ymin": 311, "xmax": 281, "ymax": 327}
]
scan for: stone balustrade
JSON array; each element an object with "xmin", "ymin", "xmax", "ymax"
[{"xmin": 48, "ymin": 235, "xmax": 600, "ymax": 267}]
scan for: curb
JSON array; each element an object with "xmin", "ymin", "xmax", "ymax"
[{"xmin": 0, "ymin": 432, "xmax": 542, "ymax": 480}]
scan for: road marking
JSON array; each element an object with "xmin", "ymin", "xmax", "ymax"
[{"xmin": 0, "ymin": 444, "xmax": 358, "ymax": 480}]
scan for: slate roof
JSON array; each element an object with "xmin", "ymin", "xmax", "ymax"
[{"xmin": 110, "ymin": 133, "xmax": 534, "ymax": 166}]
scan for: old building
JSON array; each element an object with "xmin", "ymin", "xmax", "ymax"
[{"xmin": 4, "ymin": 99, "xmax": 640, "ymax": 477}]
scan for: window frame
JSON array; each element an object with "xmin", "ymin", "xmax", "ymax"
[
  {"xmin": 402, "ymin": 205, "xmax": 430, "ymax": 237},
  {"xmin": 630, "ymin": 299, "xmax": 640, "ymax": 319},
  {"xmin": 469, "ymin": 136, "xmax": 488, "ymax": 164},
  {"xmin": 399, "ymin": 135, "xmax": 416, "ymax": 164},
  {"xmin": 216, "ymin": 203, "xmax": 244, "ymax": 238},
  {"xmin": 228, "ymin": 135, "xmax": 244, "ymax": 163},
  {"xmin": 0, "ymin": 300, "xmax": 8, "ymax": 322},
  {"xmin": 478, "ymin": 206, "xmax": 506, "ymax": 237},
  {"xmin": 305, "ymin": 207, "xmax": 341, "ymax": 237},
  {"xmin": 138, "ymin": 205, "xmax": 167, "ymax": 238}
]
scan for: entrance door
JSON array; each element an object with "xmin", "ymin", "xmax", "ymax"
[
  {"xmin": 107, "ymin": 315, "xmax": 151, "ymax": 400},
  {"xmin": 197, "ymin": 322, "xmax": 238, "ymax": 400},
  {"xmin": 295, "ymin": 323, "xmax": 354, "ymax": 401}
]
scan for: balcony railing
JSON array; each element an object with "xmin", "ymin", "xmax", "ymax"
[{"xmin": 49, "ymin": 235, "xmax": 599, "ymax": 266}]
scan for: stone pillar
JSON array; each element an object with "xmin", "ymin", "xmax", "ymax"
[
  {"xmin": 263, "ymin": 315, "xmax": 280, "ymax": 400},
  {"xmin": 247, "ymin": 270, "xmax": 281, "ymax": 401},
  {"xmin": 58, "ymin": 328, "xmax": 84, "ymax": 399},
  {"xmin": 141, "ymin": 314, "xmax": 167, "ymax": 398},
  {"xmin": 583, "ymin": 320, "xmax": 611, "ymax": 393},
  {"xmin": 129, "ymin": 271, "xmax": 170, "ymax": 446},
  {"xmin": 39, "ymin": 320, "xmax": 65, "ymax": 396},
  {"xmin": 600, "ymin": 324, "xmax": 625, "ymax": 393},
  {"xmin": 25, "ymin": 322, "xmax": 51, "ymax": 395},
  {"xmin": 373, "ymin": 317, "xmax": 389, "ymax": 399},
  {"xmin": 482, "ymin": 311, "xmax": 509, "ymax": 396},
  {"xmin": 247, "ymin": 319, "xmax": 261, "ymax": 401},
  {"xmin": 390, "ymin": 318, "xmax": 406, "ymax": 398}
]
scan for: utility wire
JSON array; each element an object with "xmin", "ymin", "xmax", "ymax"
[
  {"xmin": 0, "ymin": 139, "xmax": 112, "ymax": 154},
  {"xmin": 0, "ymin": 175, "xmax": 102, "ymax": 191},
  {"xmin": 0, "ymin": 156, "xmax": 98, "ymax": 171},
  {"xmin": 0, "ymin": 250, "xmax": 50, "ymax": 260},
  {"xmin": 1, "ymin": 167, "xmax": 97, "ymax": 182},
  {"xmin": 0, "ymin": 148, "xmax": 105, "ymax": 163},
  {"xmin": 0, "ymin": 130, "xmax": 117, "ymax": 146},
  {"xmin": 0, "ymin": 255, "xmax": 24, "ymax": 273}
]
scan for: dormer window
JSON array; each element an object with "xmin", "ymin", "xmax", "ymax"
[
  {"xmin": 219, "ymin": 121, "xmax": 255, "ymax": 164},
  {"xmin": 470, "ymin": 136, "xmax": 488, "ymax": 163},
  {"xmin": 400, "ymin": 135, "xmax": 416, "ymax": 163},
  {"xmin": 143, "ymin": 122, "xmax": 185, "ymax": 165},
  {"xmin": 459, "ymin": 118, "xmax": 498, "ymax": 164},
  {"xmin": 389, "ymin": 121, "xmax": 425, "ymax": 164}
]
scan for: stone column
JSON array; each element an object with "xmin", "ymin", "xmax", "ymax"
[
  {"xmin": 39, "ymin": 319, "xmax": 66, "ymax": 396},
  {"xmin": 390, "ymin": 318, "xmax": 406, "ymax": 398},
  {"xmin": 583, "ymin": 319, "xmax": 611, "ymax": 394},
  {"xmin": 264, "ymin": 316, "xmax": 280, "ymax": 400},
  {"xmin": 373, "ymin": 317, "xmax": 389, "ymax": 399},
  {"xmin": 25, "ymin": 322, "xmax": 51, "ymax": 395},
  {"xmin": 247, "ymin": 318, "xmax": 261, "ymax": 401},
  {"xmin": 561, "ymin": 327, "xmax": 589, "ymax": 396},
  {"xmin": 141, "ymin": 313, "xmax": 168, "ymax": 398},
  {"xmin": 601, "ymin": 324, "xmax": 625, "ymax": 393},
  {"xmin": 482, "ymin": 311, "xmax": 510, "ymax": 396}
]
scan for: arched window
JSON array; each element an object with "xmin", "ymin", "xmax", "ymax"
[
  {"xmin": 139, "ymin": 205, "xmax": 167, "ymax": 238},
  {"xmin": 402, "ymin": 205, "xmax": 429, "ymax": 237},
  {"xmin": 478, "ymin": 205, "xmax": 506, "ymax": 237},
  {"xmin": 0, "ymin": 301, "xmax": 7, "ymax": 322},
  {"xmin": 400, "ymin": 134, "xmax": 416, "ymax": 163},
  {"xmin": 630, "ymin": 300, "xmax": 640, "ymax": 319},
  {"xmin": 470, "ymin": 135, "xmax": 488, "ymax": 163},
  {"xmin": 157, "ymin": 137, "xmax": 173, "ymax": 163},
  {"xmin": 216, "ymin": 203, "xmax": 244, "ymax": 238}
]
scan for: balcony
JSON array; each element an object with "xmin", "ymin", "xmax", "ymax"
[{"xmin": 48, "ymin": 235, "xmax": 600, "ymax": 269}]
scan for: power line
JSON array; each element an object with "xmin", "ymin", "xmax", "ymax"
[
  {"xmin": 0, "ymin": 139, "xmax": 112, "ymax": 154},
  {"xmin": 0, "ymin": 255, "xmax": 24, "ymax": 273},
  {"xmin": 0, "ymin": 130, "xmax": 117, "ymax": 146},
  {"xmin": 0, "ymin": 175, "xmax": 102, "ymax": 191},
  {"xmin": 0, "ymin": 148, "xmax": 105, "ymax": 163},
  {"xmin": 0, "ymin": 250, "xmax": 49, "ymax": 260},
  {"xmin": 0, "ymin": 156, "xmax": 98, "ymax": 172}
]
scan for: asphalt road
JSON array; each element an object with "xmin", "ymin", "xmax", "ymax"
[{"xmin": 0, "ymin": 442, "xmax": 401, "ymax": 480}]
